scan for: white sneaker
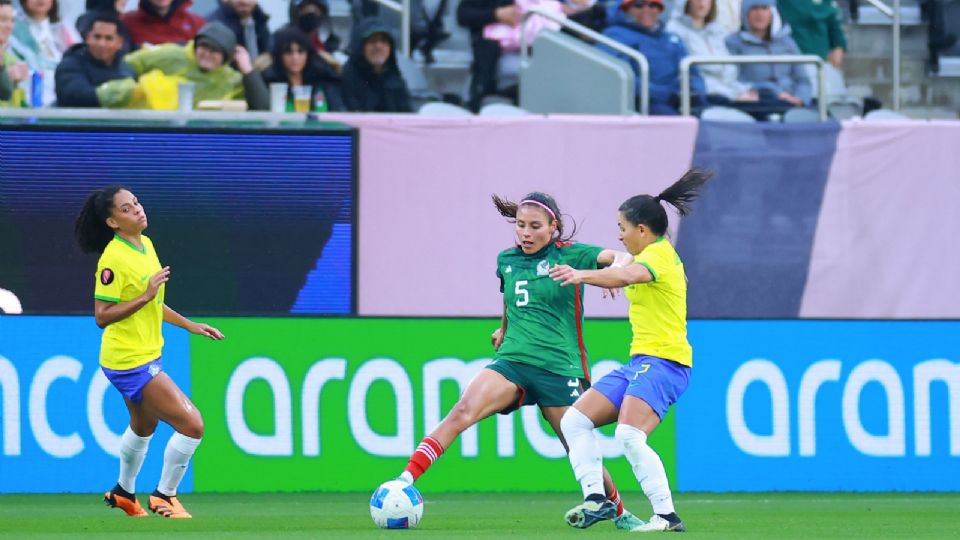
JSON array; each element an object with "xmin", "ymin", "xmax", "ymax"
[{"xmin": 631, "ymin": 514, "xmax": 686, "ymax": 532}]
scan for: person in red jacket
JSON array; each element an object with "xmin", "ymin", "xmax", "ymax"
[{"xmin": 122, "ymin": 0, "xmax": 204, "ymax": 47}]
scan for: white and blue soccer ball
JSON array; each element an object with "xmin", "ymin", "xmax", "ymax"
[{"xmin": 370, "ymin": 480, "xmax": 424, "ymax": 529}]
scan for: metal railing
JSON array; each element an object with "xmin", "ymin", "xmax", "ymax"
[
  {"xmin": 0, "ymin": 107, "xmax": 311, "ymax": 123},
  {"xmin": 859, "ymin": 0, "xmax": 901, "ymax": 111},
  {"xmin": 680, "ymin": 55, "xmax": 827, "ymax": 120},
  {"xmin": 370, "ymin": 0, "xmax": 411, "ymax": 58},
  {"xmin": 519, "ymin": 6, "xmax": 650, "ymax": 115}
]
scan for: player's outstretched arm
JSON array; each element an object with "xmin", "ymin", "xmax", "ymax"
[
  {"xmin": 162, "ymin": 304, "xmax": 225, "ymax": 340},
  {"xmin": 550, "ymin": 263, "xmax": 653, "ymax": 289}
]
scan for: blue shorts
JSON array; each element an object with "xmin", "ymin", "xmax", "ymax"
[
  {"xmin": 101, "ymin": 358, "xmax": 162, "ymax": 404},
  {"xmin": 592, "ymin": 355, "xmax": 690, "ymax": 419}
]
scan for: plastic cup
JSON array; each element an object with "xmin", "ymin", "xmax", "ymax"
[
  {"xmin": 292, "ymin": 85, "xmax": 311, "ymax": 113},
  {"xmin": 177, "ymin": 82, "xmax": 196, "ymax": 112},
  {"xmin": 269, "ymin": 82, "xmax": 289, "ymax": 113}
]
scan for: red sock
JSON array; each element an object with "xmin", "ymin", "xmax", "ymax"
[
  {"xmin": 404, "ymin": 436, "xmax": 444, "ymax": 481},
  {"xmin": 608, "ymin": 486, "xmax": 625, "ymax": 517}
]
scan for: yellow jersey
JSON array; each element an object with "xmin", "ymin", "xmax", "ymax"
[
  {"xmin": 94, "ymin": 234, "xmax": 165, "ymax": 370},
  {"xmin": 624, "ymin": 237, "xmax": 692, "ymax": 367}
]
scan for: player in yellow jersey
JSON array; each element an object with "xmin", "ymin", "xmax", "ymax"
[
  {"xmin": 75, "ymin": 186, "xmax": 224, "ymax": 519},
  {"xmin": 550, "ymin": 169, "xmax": 713, "ymax": 533}
]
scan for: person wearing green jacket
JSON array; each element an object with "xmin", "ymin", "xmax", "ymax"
[
  {"xmin": 96, "ymin": 21, "xmax": 269, "ymax": 110},
  {"xmin": 0, "ymin": 0, "xmax": 29, "ymax": 104},
  {"xmin": 777, "ymin": 0, "xmax": 847, "ymax": 67}
]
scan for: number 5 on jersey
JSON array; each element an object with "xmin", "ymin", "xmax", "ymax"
[{"xmin": 515, "ymin": 280, "xmax": 529, "ymax": 307}]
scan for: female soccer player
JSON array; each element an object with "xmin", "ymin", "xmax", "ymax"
[
  {"xmin": 550, "ymin": 169, "xmax": 712, "ymax": 532},
  {"xmin": 396, "ymin": 192, "xmax": 643, "ymax": 530},
  {"xmin": 75, "ymin": 186, "xmax": 224, "ymax": 519}
]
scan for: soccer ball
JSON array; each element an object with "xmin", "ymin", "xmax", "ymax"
[{"xmin": 369, "ymin": 480, "xmax": 424, "ymax": 529}]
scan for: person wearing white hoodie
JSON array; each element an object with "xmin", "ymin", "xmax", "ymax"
[
  {"xmin": 666, "ymin": 0, "xmax": 754, "ymax": 103},
  {"xmin": 725, "ymin": 0, "xmax": 810, "ymax": 107}
]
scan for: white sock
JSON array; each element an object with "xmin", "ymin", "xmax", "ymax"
[
  {"xmin": 561, "ymin": 408, "xmax": 605, "ymax": 500},
  {"xmin": 157, "ymin": 433, "xmax": 201, "ymax": 497},
  {"xmin": 615, "ymin": 424, "xmax": 675, "ymax": 515},
  {"xmin": 118, "ymin": 426, "xmax": 152, "ymax": 494}
]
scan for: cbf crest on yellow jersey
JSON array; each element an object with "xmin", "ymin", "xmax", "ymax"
[
  {"xmin": 94, "ymin": 235, "xmax": 164, "ymax": 370},
  {"xmin": 624, "ymin": 237, "xmax": 692, "ymax": 366}
]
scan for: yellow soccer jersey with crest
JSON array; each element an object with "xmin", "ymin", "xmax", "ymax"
[
  {"xmin": 94, "ymin": 235, "xmax": 165, "ymax": 370},
  {"xmin": 624, "ymin": 237, "xmax": 692, "ymax": 367}
]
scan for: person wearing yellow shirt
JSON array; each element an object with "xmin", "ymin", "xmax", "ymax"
[
  {"xmin": 549, "ymin": 169, "xmax": 712, "ymax": 533},
  {"xmin": 74, "ymin": 185, "xmax": 224, "ymax": 519}
]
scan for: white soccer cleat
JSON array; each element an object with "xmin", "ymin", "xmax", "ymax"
[{"xmin": 631, "ymin": 514, "xmax": 686, "ymax": 533}]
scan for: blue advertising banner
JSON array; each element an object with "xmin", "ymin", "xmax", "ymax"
[
  {"xmin": 0, "ymin": 317, "xmax": 191, "ymax": 493},
  {"xmin": 677, "ymin": 321, "xmax": 960, "ymax": 491}
]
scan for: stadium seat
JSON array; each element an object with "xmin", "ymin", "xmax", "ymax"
[
  {"xmin": 783, "ymin": 108, "xmax": 823, "ymax": 123},
  {"xmin": 479, "ymin": 103, "xmax": 530, "ymax": 116},
  {"xmin": 828, "ymin": 101, "xmax": 862, "ymax": 120},
  {"xmin": 864, "ymin": 108, "xmax": 910, "ymax": 120},
  {"xmin": 700, "ymin": 106, "xmax": 757, "ymax": 122},
  {"xmin": 397, "ymin": 55, "xmax": 443, "ymax": 110},
  {"xmin": 417, "ymin": 102, "xmax": 473, "ymax": 116}
]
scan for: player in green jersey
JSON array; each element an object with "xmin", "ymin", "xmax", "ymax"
[
  {"xmin": 75, "ymin": 186, "xmax": 224, "ymax": 519},
  {"xmin": 551, "ymin": 169, "xmax": 712, "ymax": 533},
  {"xmin": 396, "ymin": 192, "xmax": 644, "ymax": 530}
]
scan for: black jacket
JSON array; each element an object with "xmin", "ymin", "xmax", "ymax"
[
  {"xmin": 340, "ymin": 18, "xmax": 412, "ymax": 112},
  {"xmin": 206, "ymin": 2, "xmax": 271, "ymax": 56},
  {"xmin": 456, "ymin": 0, "xmax": 515, "ymax": 110},
  {"xmin": 54, "ymin": 43, "xmax": 136, "ymax": 107}
]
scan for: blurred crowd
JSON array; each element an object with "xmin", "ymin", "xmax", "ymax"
[{"xmin": 0, "ymin": 0, "xmax": 850, "ymax": 116}]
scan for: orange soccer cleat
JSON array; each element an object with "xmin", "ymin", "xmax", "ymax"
[
  {"xmin": 149, "ymin": 491, "xmax": 193, "ymax": 519},
  {"xmin": 103, "ymin": 485, "xmax": 148, "ymax": 517}
]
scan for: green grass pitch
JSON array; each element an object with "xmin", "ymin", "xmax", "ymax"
[{"xmin": 1, "ymin": 492, "xmax": 958, "ymax": 539}]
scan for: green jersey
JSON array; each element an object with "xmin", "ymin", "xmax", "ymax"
[{"xmin": 495, "ymin": 241, "xmax": 604, "ymax": 378}]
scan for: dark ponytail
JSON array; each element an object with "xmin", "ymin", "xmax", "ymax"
[
  {"xmin": 619, "ymin": 168, "xmax": 713, "ymax": 235},
  {"xmin": 75, "ymin": 185, "xmax": 126, "ymax": 254},
  {"xmin": 492, "ymin": 191, "xmax": 577, "ymax": 242}
]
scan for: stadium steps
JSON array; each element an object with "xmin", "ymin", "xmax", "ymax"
[{"xmin": 843, "ymin": 12, "xmax": 960, "ymax": 118}]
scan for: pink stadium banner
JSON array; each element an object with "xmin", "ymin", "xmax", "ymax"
[{"xmin": 324, "ymin": 114, "xmax": 699, "ymax": 317}]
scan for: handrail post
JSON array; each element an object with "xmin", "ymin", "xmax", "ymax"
[
  {"xmin": 680, "ymin": 58, "xmax": 691, "ymax": 116},
  {"xmin": 401, "ymin": 0, "xmax": 411, "ymax": 57},
  {"xmin": 519, "ymin": 7, "xmax": 649, "ymax": 115},
  {"xmin": 892, "ymin": 0, "xmax": 900, "ymax": 111}
]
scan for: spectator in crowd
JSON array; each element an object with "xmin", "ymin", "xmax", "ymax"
[
  {"xmin": 77, "ymin": 0, "xmax": 133, "ymax": 48},
  {"xmin": 725, "ymin": 0, "xmax": 810, "ymax": 109},
  {"xmin": 341, "ymin": 17, "xmax": 411, "ymax": 112},
  {"xmin": 456, "ymin": 0, "xmax": 516, "ymax": 111},
  {"xmin": 121, "ymin": 0, "xmax": 205, "ymax": 47},
  {"xmin": 0, "ymin": 0, "xmax": 29, "ymax": 103},
  {"xmin": 261, "ymin": 25, "xmax": 343, "ymax": 111},
  {"xmin": 667, "ymin": 0, "xmax": 755, "ymax": 104},
  {"xmin": 55, "ymin": 10, "xmax": 133, "ymax": 107},
  {"xmin": 601, "ymin": 0, "xmax": 706, "ymax": 115},
  {"xmin": 288, "ymin": 0, "xmax": 344, "ymax": 71},
  {"xmin": 99, "ymin": 21, "xmax": 268, "ymax": 109},
  {"xmin": 10, "ymin": 0, "xmax": 80, "ymax": 105},
  {"xmin": 777, "ymin": 0, "xmax": 845, "ymax": 68},
  {"xmin": 206, "ymin": 0, "xmax": 270, "ymax": 67}
]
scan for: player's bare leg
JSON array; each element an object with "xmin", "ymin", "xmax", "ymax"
[{"xmin": 399, "ymin": 369, "xmax": 521, "ymax": 483}]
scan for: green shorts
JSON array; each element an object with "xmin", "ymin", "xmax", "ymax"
[{"xmin": 486, "ymin": 359, "xmax": 590, "ymax": 414}]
